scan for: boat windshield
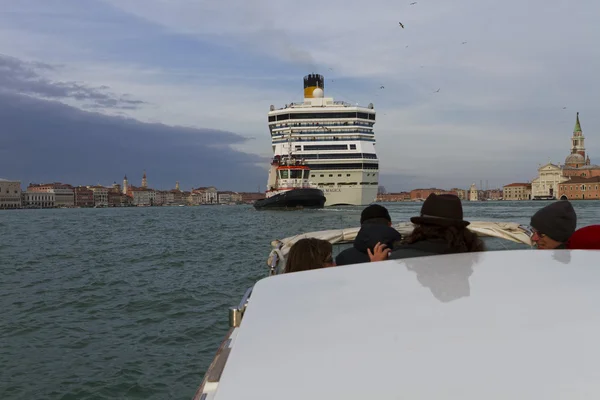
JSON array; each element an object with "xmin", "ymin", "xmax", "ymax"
[
  {"xmin": 279, "ymin": 170, "xmax": 288, "ymax": 179},
  {"xmin": 303, "ymin": 170, "xmax": 309, "ymax": 179},
  {"xmin": 290, "ymin": 169, "xmax": 303, "ymax": 179}
]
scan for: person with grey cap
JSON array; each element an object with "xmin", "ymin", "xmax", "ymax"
[{"xmin": 530, "ymin": 200, "xmax": 577, "ymax": 249}]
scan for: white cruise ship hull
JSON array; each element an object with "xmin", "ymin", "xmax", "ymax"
[{"xmin": 320, "ymin": 184, "xmax": 377, "ymax": 206}]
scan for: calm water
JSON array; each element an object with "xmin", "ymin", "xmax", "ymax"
[{"xmin": 1, "ymin": 201, "xmax": 598, "ymax": 399}]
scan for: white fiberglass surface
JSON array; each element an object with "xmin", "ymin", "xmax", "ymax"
[{"xmin": 214, "ymin": 250, "xmax": 600, "ymax": 400}]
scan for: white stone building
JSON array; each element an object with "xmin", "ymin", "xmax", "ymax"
[
  {"xmin": 51, "ymin": 188, "xmax": 75, "ymax": 207},
  {"xmin": 87, "ymin": 186, "xmax": 109, "ymax": 207},
  {"xmin": 132, "ymin": 189, "xmax": 152, "ymax": 206},
  {"xmin": 0, "ymin": 178, "xmax": 22, "ymax": 209},
  {"xmin": 468, "ymin": 183, "xmax": 478, "ymax": 201},
  {"xmin": 193, "ymin": 187, "xmax": 218, "ymax": 204},
  {"xmin": 531, "ymin": 163, "xmax": 569, "ymax": 199},
  {"xmin": 23, "ymin": 191, "xmax": 55, "ymax": 208}
]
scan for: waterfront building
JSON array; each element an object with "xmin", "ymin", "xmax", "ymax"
[
  {"xmin": 531, "ymin": 163, "xmax": 568, "ymax": 200},
  {"xmin": 27, "ymin": 182, "xmax": 74, "ymax": 207},
  {"xmin": 0, "ymin": 178, "xmax": 22, "ymax": 209},
  {"xmin": 74, "ymin": 186, "xmax": 94, "ymax": 207},
  {"xmin": 469, "ymin": 183, "xmax": 478, "ymax": 201},
  {"xmin": 87, "ymin": 186, "xmax": 109, "ymax": 207},
  {"xmin": 502, "ymin": 183, "xmax": 532, "ymax": 200},
  {"xmin": 558, "ymin": 177, "xmax": 600, "ymax": 200}
]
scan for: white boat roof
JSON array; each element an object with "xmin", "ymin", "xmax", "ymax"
[{"xmin": 214, "ymin": 249, "xmax": 600, "ymax": 399}]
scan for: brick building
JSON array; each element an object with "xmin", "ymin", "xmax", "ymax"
[
  {"xmin": 377, "ymin": 192, "xmax": 411, "ymax": 202},
  {"xmin": 558, "ymin": 177, "xmax": 600, "ymax": 200}
]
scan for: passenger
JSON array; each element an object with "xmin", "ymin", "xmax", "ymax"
[
  {"xmin": 369, "ymin": 193, "xmax": 484, "ymax": 261},
  {"xmin": 284, "ymin": 238, "xmax": 335, "ymax": 273},
  {"xmin": 566, "ymin": 225, "xmax": 600, "ymax": 250},
  {"xmin": 530, "ymin": 200, "xmax": 577, "ymax": 249},
  {"xmin": 335, "ymin": 204, "xmax": 402, "ymax": 266}
]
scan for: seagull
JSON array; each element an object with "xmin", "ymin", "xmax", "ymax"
[
  {"xmin": 563, "ymin": 106, "xmax": 567, "ymax": 109},
  {"xmin": 405, "ymin": 45, "xmax": 409, "ymax": 48},
  {"xmin": 380, "ymin": 86, "xmax": 385, "ymax": 89},
  {"xmin": 398, "ymin": 22, "xmax": 404, "ymax": 28},
  {"xmin": 462, "ymin": 41, "xmax": 467, "ymax": 44},
  {"xmin": 434, "ymin": 88, "xmax": 440, "ymax": 93},
  {"xmin": 328, "ymin": 67, "xmax": 333, "ymax": 71},
  {"xmin": 410, "ymin": 1, "xmax": 417, "ymax": 4}
]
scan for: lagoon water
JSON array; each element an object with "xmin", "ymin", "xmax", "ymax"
[{"xmin": 1, "ymin": 201, "xmax": 598, "ymax": 399}]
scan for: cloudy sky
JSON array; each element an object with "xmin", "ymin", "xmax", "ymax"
[{"xmin": 1, "ymin": 0, "xmax": 599, "ymax": 191}]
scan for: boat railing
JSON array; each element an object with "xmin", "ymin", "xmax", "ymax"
[{"xmin": 228, "ymin": 286, "xmax": 253, "ymax": 328}]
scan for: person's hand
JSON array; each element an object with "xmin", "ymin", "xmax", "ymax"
[{"xmin": 367, "ymin": 242, "xmax": 390, "ymax": 262}]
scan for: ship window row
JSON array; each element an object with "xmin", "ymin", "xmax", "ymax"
[
  {"xmin": 296, "ymin": 145, "xmax": 357, "ymax": 150},
  {"xmin": 272, "ymin": 129, "xmax": 374, "ymax": 136},
  {"xmin": 279, "ymin": 170, "xmax": 309, "ymax": 179},
  {"xmin": 270, "ymin": 121, "xmax": 374, "ymax": 128},
  {"xmin": 269, "ymin": 112, "xmax": 376, "ymax": 122},
  {"xmin": 273, "ymin": 137, "xmax": 375, "ymax": 144},
  {"xmin": 311, "ymin": 173, "xmax": 378, "ymax": 177},
  {"xmin": 298, "ymin": 153, "xmax": 378, "ymax": 160},
  {"xmin": 303, "ymin": 144, "xmax": 349, "ymax": 151},
  {"xmin": 306, "ymin": 162, "xmax": 379, "ymax": 170}
]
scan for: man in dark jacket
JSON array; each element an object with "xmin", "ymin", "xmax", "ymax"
[
  {"xmin": 530, "ymin": 200, "xmax": 577, "ymax": 249},
  {"xmin": 335, "ymin": 204, "xmax": 402, "ymax": 266}
]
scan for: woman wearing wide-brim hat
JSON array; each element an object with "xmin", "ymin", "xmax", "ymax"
[{"xmin": 368, "ymin": 193, "xmax": 485, "ymax": 261}]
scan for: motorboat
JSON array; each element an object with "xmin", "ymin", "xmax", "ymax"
[{"xmin": 192, "ymin": 222, "xmax": 599, "ymax": 399}]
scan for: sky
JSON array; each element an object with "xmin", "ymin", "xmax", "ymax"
[{"xmin": 0, "ymin": 0, "xmax": 599, "ymax": 191}]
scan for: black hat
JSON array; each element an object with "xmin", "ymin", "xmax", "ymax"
[
  {"xmin": 530, "ymin": 200, "xmax": 576, "ymax": 243},
  {"xmin": 410, "ymin": 193, "xmax": 470, "ymax": 227},
  {"xmin": 360, "ymin": 204, "xmax": 391, "ymax": 224}
]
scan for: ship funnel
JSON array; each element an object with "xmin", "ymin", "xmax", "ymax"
[{"xmin": 303, "ymin": 73, "xmax": 324, "ymax": 98}]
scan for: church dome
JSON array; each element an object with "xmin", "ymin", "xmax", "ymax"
[{"xmin": 565, "ymin": 153, "xmax": 585, "ymax": 165}]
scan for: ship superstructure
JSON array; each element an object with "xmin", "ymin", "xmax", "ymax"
[{"xmin": 267, "ymin": 74, "xmax": 378, "ymax": 206}]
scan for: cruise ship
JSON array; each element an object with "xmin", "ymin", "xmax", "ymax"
[{"xmin": 267, "ymin": 74, "xmax": 378, "ymax": 206}]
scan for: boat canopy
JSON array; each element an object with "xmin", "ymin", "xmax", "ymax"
[
  {"xmin": 211, "ymin": 250, "xmax": 600, "ymax": 400},
  {"xmin": 267, "ymin": 221, "xmax": 533, "ymax": 274}
]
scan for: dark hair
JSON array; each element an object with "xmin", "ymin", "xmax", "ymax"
[
  {"xmin": 404, "ymin": 224, "xmax": 485, "ymax": 253},
  {"xmin": 284, "ymin": 238, "xmax": 334, "ymax": 273}
]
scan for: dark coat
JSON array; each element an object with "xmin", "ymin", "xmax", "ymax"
[
  {"xmin": 388, "ymin": 239, "xmax": 449, "ymax": 260},
  {"xmin": 335, "ymin": 224, "xmax": 402, "ymax": 266}
]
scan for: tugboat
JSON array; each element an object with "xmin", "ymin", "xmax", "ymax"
[{"xmin": 254, "ymin": 155, "xmax": 326, "ymax": 210}]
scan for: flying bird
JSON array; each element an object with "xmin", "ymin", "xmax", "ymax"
[
  {"xmin": 434, "ymin": 88, "xmax": 440, "ymax": 93},
  {"xmin": 462, "ymin": 41, "xmax": 467, "ymax": 44},
  {"xmin": 380, "ymin": 86, "xmax": 385, "ymax": 89},
  {"xmin": 410, "ymin": 1, "xmax": 417, "ymax": 4},
  {"xmin": 563, "ymin": 107, "xmax": 567, "ymax": 109},
  {"xmin": 398, "ymin": 22, "xmax": 404, "ymax": 28}
]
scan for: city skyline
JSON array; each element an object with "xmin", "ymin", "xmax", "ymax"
[{"xmin": 0, "ymin": 0, "xmax": 599, "ymax": 191}]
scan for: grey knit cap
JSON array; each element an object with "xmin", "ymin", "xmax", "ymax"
[{"xmin": 530, "ymin": 201, "xmax": 577, "ymax": 243}]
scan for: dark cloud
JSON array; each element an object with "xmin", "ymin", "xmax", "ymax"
[
  {"xmin": 0, "ymin": 54, "xmax": 146, "ymax": 110},
  {"xmin": 0, "ymin": 91, "xmax": 267, "ymax": 191}
]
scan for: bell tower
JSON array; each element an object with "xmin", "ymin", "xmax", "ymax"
[
  {"xmin": 141, "ymin": 171, "xmax": 147, "ymax": 188},
  {"xmin": 570, "ymin": 112, "xmax": 586, "ymax": 158}
]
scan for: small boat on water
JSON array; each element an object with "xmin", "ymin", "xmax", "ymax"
[
  {"xmin": 192, "ymin": 222, "xmax": 600, "ymax": 399},
  {"xmin": 254, "ymin": 155, "xmax": 325, "ymax": 210}
]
